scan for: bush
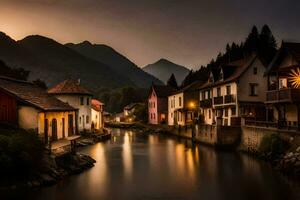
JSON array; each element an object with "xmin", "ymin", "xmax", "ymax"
[
  {"xmin": 0, "ymin": 128, "xmax": 44, "ymax": 177},
  {"xmin": 258, "ymin": 133, "xmax": 289, "ymax": 160}
]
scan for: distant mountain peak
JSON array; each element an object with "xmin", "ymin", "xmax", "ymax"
[
  {"xmin": 143, "ymin": 59, "xmax": 190, "ymax": 84},
  {"xmin": 80, "ymin": 40, "xmax": 92, "ymax": 46}
]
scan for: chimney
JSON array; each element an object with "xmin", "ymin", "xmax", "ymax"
[{"xmin": 77, "ymin": 79, "xmax": 81, "ymax": 85}]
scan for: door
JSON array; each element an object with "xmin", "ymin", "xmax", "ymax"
[
  {"xmin": 44, "ymin": 119, "xmax": 48, "ymax": 144},
  {"xmin": 51, "ymin": 119, "xmax": 58, "ymax": 141},
  {"xmin": 68, "ymin": 114, "xmax": 74, "ymax": 136},
  {"xmin": 62, "ymin": 118, "xmax": 65, "ymax": 138}
]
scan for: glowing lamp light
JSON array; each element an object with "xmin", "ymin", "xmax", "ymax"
[
  {"xmin": 289, "ymin": 68, "xmax": 300, "ymax": 88},
  {"xmin": 189, "ymin": 102, "xmax": 195, "ymax": 109}
]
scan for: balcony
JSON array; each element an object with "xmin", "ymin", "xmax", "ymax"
[
  {"xmin": 266, "ymin": 88, "xmax": 300, "ymax": 103},
  {"xmin": 224, "ymin": 94, "xmax": 235, "ymax": 104},
  {"xmin": 214, "ymin": 96, "xmax": 223, "ymax": 105},
  {"xmin": 199, "ymin": 99, "xmax": 212, "ymax": 108}
]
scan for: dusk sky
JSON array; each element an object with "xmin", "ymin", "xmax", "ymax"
[{"xmin": 1, "ymin": 0, "xmax": 300, "ymax": 69}]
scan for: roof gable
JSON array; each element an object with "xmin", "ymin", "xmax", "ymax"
[{"xmin": 48, "ymin": 79, "xmax": 92, "ymax": 95}]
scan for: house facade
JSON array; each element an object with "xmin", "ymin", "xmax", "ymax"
[
  {"xmin": 199, "ymin": 54, "xmax": 268, "ymax": 126},
  {"xmin": 0, "ymin": 77, "xmax": 77, "ymax": 143},
  {"xmin": 265, "ymin": 42, "xmax": 300, "ymax": 130},
  {"xmin": 91, "ymin": 99, "xmax": 104, "ymax": 131},
  {"xmin": 48, "ymin": 79, "xmax": 93, "ymax": 132},
  {"xmin": 168, "ymin": 82, "xmax": 202, "ymax": 126},
  {"xmin": 148, "ymin": 84, "xmax": 176, "ymax": 124}
]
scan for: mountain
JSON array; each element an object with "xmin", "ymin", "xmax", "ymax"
[
  {"xmin": 143, "ymin": 59, "xmax": 190, "ymax": 84},
  {"xmin": 66, "ymin": 41, "xmax": 163, "ymax": 87},
  {"xmin": 0, "ymin": 32, "xmax": 135, "ymax": 91}
]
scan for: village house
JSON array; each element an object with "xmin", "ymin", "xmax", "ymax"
[
  {"xmin": 148, "ymin": 84, "xmax": 176, "ymax": 124},
  {"xmin": 48, "ymin": 79, "xmax": 93, "ymax": 132},
  {"xmin": 265, "ymin": 42, "xmax": 300, "ymax": 130},
  {"xmin": 168, "ymin": 81, "xmax": 203, "ymax": 126},
  {"xmin": 199, "ymin": 54, "xmax": 268, "ymax": 126},
  {"xmin": 91, "ymin": 99, "xmax": 104, "ymax": 131},
  {"xmin": 0, "ymin": 76, "xmax": 77, "ymax": 143}
]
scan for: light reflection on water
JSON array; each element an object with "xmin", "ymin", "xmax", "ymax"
[{"xmin": 2, "ymin": 128, "xmax": 300, "ymax": 200}]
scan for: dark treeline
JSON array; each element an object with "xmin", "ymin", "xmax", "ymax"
[
  {"xmin": 96, "ymin": 87, "xmax": 148, "ymax": 113},
  {"xmin": 182, "ymin": 25, "xmax": 277, "ymax": 87},
  {"xmin": 0, "ymin": 60, "xmax": 47, "ymax": 89}
]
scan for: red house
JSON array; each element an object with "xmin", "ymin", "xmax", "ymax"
[{"xmin": 148, "ymin": 84, "xmax": 176, "ymax": 124}]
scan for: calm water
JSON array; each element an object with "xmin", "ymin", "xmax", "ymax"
[{"xmin": 2, "ymin": 128, "xmax": 300, "ymax": 200}]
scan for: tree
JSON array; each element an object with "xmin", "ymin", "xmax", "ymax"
[
  {"xmin": 259, "ymin": 24, "xmax": 277, "ymax": 63},
  {"xmin": 167, "ymin": 73, "xmax": 178, "ymax": 89},
  {"xmin": 244, "ymin": 25, "xmax": 259, "ymax": 53},
  {"xmin": 32, "ymin": 79, "xmax": 47, "ymax": 89}
]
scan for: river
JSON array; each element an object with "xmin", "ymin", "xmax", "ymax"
[{"xmin": 3, "ymin": 128, "xmax": 300, "ymax": 200}]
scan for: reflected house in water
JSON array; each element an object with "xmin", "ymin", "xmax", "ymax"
[
  {"xmin": 0, "ymin": 76, "xmax": 77, "ymax": 143},
  {"xmin": 168, "ymin": 81, "xmax": 203, "ymax": 126},
  {"xmin": 148, "ymin": 84, "xmax": 176, "ymax": 125},
  {"xmin": 91, "ymin": 99, "xmax": 104, "ymax": 131},
  {"xmin": 199, "ymin": 54, "xmax": 268, "ymax": 126},
  {"xmin": 48, "ymin": 79, "xmax": 93, "ymax": 132},
  {"xmin": 265, "ymin": 42, "xmax": 300, "ymax": 130}
]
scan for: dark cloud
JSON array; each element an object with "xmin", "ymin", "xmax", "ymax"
[{"xmin": 0, "ymin": 0, "xmax": 300, "ymax": 69}]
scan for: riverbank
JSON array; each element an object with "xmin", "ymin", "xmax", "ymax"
[{"xmin": 0, "ymin": 152, "xmax": 96, "ymax": 190}]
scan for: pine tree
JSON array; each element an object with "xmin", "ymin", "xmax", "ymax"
[
  {"xmin": 167, "ymin": 73, "xmax": 178, "ymax": 89},
  {"xmin": 259, "ymin": 24, "xmax": 277, "ymax": 63},
  {"xmin": 244, "ymin": 25, "xmax": 259, "ymax": 54}
]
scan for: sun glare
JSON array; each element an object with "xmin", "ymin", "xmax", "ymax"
[{"xmin": 289, "ymin": 68, "xmax": 300, "ymax": 88}]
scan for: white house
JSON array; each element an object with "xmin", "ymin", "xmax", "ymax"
[
  {"xmin": 0, "ymin": 76, "xmax": 77, "ymax": 143},
  {"xmin": 48, "ymin": 79, "xmax": 93, "ymax": 132},
  {"xmin": 91, "ymin": 99, "xmax": 104, "ymax": 131},
  {"xmin": 199, "ymin": 54, "xmax": 268, "ymax": 126},
  {"xmin": 168, "ymin": 81, "xmax": 203, "ymax": 126}
]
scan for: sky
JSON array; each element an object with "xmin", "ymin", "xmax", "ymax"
[{"xmin": 0, "ymin": 0, "xmax": 300, "ymax": 70}]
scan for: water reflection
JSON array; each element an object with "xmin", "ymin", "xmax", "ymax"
[
  {"xmin": 122, "ymin": 131, "xmax": 133, "ymax": 181},
  {"xmin": 3, "ymin": 128, "xmax": 300, "ymax": 200}
]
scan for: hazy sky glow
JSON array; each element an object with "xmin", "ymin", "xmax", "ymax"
[{"xmin": 0, "ymin": 0, "xmax": 300, "ymax": 69}]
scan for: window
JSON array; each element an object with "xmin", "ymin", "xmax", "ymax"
[
  {"xmin": 80, "ymin": 97, "xmax": 84, "ymax": 105},
  {"xmin": 86, "ymin": 115, "xmax": 89, "ymax": 123},
  {"xmin": 209, "ymin": 109, "xmax": 211, "ymax": 119},
  {"xmin": 226, "ymin": 85, "xmax": 231, "ymax": 95},
  {"xmin": 207, "ymin": 90, "xmax": 211, "ymax": 99},
  {"xmin": 249, "ymin": 83, "xmax": 258, "ymax": 96},
  {"xmin": 86, "ymin": 97, "xmax": 90, "ymax": 105},
  {"xmin": 201, "ymin": 92, "xmax": 205, "ymax": 100},
  {"xmin": 253, "ymin": 67, "xmax": 258, "ymax": 75},
  {"xmin": 153, "ymin": 113, "xmax": 155, "ymax": 120},
  {"xmin": 217, "ymin": 87, "xmax": 221, "ymax": 97},
  {"xmin": 224, "ymin": 108, "xmax": 228, "ymax": 117},
  {"xmin": 153, "ymin": 102, "xmax": 155, "ymax": 108},
  {"xmin": 279, "ymin": 78, "xmax": 287, "ymax": 89},
  {"xmin": 231, "ymin": 107, "xmax": 236, "ymax": 116},
  {"xmin": 79, "ymin": 117, "xmax": 82, "ymax": 124},
  {"xmin": 179, "ymin": 97, "xmax": 182, "ymax": 106}
]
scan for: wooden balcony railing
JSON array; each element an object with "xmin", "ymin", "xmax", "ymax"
[
  {"xmin": 214, "ymin": 96, "xmax": 223, "ymax": 105},
  {"xmin": 266, "ymin": 88, "xmax": 300, "ymax": 103},
  {"xmin": 199, "ymin": 99, "xmax": 212, "ymax": 107},
  {"xmin": 224, "ymin": 94, "xmax": 235, "ymax": 104}
]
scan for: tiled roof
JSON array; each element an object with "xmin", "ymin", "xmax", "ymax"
[
  {"xmin": 171, "ymin": 80, "xmax": 206, "ymax": 95},
  {"xmin": 151, "ymin": 84, "xmax": 177, "ymax": 98},
  {"xmin": 48, "ymin": 79, "xmax": 92, "ymax": 95},
  {"xmin": 0, "ymin": 76, "xmax": 76, "ymax": 111},
  {"xmin": 91, "ymin": 99, "xmax": 104, "ymax": 111},
  {"xmin": 199, "ymin": 54, "xmax": 259, "ymax": 90},
  {"xmin": 124, "ymin": 103, "xmax": 141, "ymax": 110}
]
